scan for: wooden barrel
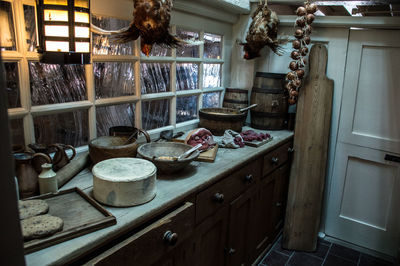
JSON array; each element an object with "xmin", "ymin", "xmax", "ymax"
[
  {"xmin": 250, "ymin": 72, "xmax": 288, "ymax": 130},
  {"xmin": 223, "ymin": 88, "xmax": 249, "ymax": 110}
]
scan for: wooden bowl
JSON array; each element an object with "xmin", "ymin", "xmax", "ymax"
[
  {"xmin": 89, "ymin": 136, "xmax": 139, "ymax": 164},
  {"xmin": 199, "ymin": 107, "xmax": 247, "ymax": 136},
  {"xmin": 137, "ymin": 142, "xmax": 200, "ymax": 174}
]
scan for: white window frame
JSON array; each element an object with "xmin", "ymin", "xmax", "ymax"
[{"xmin": 5, "ymin": 0, "xmax": 229, "ymax": 148}]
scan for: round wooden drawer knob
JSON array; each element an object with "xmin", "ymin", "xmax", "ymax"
[
  {"xmin": 213, "ymin": 193, "xmax": 224, "ymax": 203},
  {"xmin": 163, "ymin": 231, "xmax": 178, "ymax": 246},
  {"xmin": 271, "ymin": 157, "xmax": 279, "ymax": 164},
  {"xmin": 245, "ymin": 174, "xmax": 253, "ymax": 183}
]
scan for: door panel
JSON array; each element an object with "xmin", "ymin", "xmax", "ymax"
[
  {"xmin": 340, "ymin": 156, "xmax": 396, "ymax": 230},
  {"xmin": 338, "ymin": 30, "xmax": 400, "ymax": 154},
  {"xmin": 326, "ymin": 143, "xmax": 400, "ymax": 256},
  {"xmin": 326, "ymin": 29, "xmax": 400, "ymax": 257}
]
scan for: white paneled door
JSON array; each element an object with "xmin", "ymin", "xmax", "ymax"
[{"xmin": 325, "ymin": 29, "xmax": 400, "ymax": 257}]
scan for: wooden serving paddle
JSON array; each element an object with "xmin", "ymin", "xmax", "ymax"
[{"xmin": 282, "ymin": 44, "xmax": 334, "ymax": 251}]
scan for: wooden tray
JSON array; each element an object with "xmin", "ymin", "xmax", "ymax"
[{"xmin": 23, "ymin": 187, "xmax": 116, "ymax": 254}]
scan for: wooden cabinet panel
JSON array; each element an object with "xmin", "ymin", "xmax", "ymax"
[
  {"xmin": 226, "ymin": 187, "xmax": 257, "ymax": 266},
  {"xmin": 262, "ymin": 142, "xmax": 292, "ymax": 177},
  {"xmin": 249, "ymin": 176, "xmax": 276, "ymax": 262},
  {"xmin": 271, "ymin": 163, "xmax": 290, "ymax": 235},
  {"xmin": 196, "ymin": 159, "xmax": 260, "ymax": 224},
  {"xmin": 85, "ymin": 202, "xmax": 195, "ymax": 266},
  {"xmin": 151, "ymin": 238, "xmax": 195, "ymax": 266},
  {"xmin": 193, "ymin": 206, "xmax": 229, "ymax": 266}
]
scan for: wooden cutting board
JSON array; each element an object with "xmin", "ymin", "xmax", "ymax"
[
  {"xmin": 172, "ymin": 139, "xmax": 218, "ymax": 163},
  {"xmin": 282, "ymin": 44, "xmax": 334, "ymax": 251}
]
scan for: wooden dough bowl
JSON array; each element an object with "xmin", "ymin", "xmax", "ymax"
[{"xmin": 89, "ymin": 136, "xmax": 139, "ymax": 164}]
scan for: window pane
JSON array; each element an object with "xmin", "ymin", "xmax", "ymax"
[
  {"xmin": 202, "ymin": 92, "xmax": 221, "ymax": 108},
  {"xmin": 142, "ymin": 99, "xmax": 170, "ymax": 130},
  {"xmin": 176, "ymin": 95, "xmax": 198, "ymax": 123},
  {"xmin": 4, "ymin": 62, "xmax": 20, "ymax": 108},
  {"xmin": 94, "ymin": 62, "xmax": 135, "ymax": 99},
  {"xmin": 141, "ymin": 63, "xmax": 171, "ymax": 94},
  {"xmin": 23, "ymin": 5, "xmax": 37, "ymax": 52},
  {"xmin": 176, "ymin": 28, "xmax": 199, "ymax": 58},
  {"xmin": 140, "ymin": 44, "xmax": 171, "ymax": 57},
  {"xmin": 0, "ymin": 1, "xmax": 16, "ymax": 50},
  {"xmin": 92, "ymin": 14, "xmax": 133, "ymax": 55},
  {"xmin": 29, "ymin": 62, "xmax": 87, "ymax": 105},
  {"xmin": 96, "ymin": 103, "xmax": 135, "ymax": 137},
  {"xmin": 9, "ymin": 118, "xmax": 25, "ymax": 148},
  {"xmin": 176, "ymin": 63, "xmax": 198, "ymax": 91},
  {"xmin": 33, "ymin": 110, "xmax": 89, "ymax": 147},
  {"xmin": 204, "ymin": 33, "xmax": 222, "ymax": 59},
  {"xmin": 203, "ymin": 64, "xmax": 221, "ymax": 88}
]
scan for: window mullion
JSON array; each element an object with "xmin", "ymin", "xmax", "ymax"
[
  {"xmin": 135, "ymin": 55, "xmax": 142, "ymax": 129},
  {"xmin": 14, "ymin": 0, "xmax": 35, "ymax": 144},
  {"xmin": 170, "ymin": 60, "xmax": 177, "ymax": 128},
  {"xmin": 85, "ymin": 63, "xmax": 96, "ymax": 139}
]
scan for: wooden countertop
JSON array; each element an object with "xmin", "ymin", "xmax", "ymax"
[{"xmin": 25, "ymin": 129, "xmax": 293, "ymax": 266}]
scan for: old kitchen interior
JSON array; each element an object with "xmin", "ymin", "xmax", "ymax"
[{"xmin": 0, "ymin": 0, "xmax": 399, "ymax": 265}]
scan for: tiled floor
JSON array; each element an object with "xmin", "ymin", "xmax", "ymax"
[{"xmin": 258, "ymin": 236, "xmax": 396, "ymax": 266}]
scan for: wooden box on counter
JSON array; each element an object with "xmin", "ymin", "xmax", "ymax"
[{"xmin": 82, "ymin": 139, "xmax": 293, "ymax": 266}]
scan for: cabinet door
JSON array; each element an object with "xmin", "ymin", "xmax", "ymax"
[
  {"xmin": 226, "ymin": 187, "xmax": 256, "ymax": 266},
  {"xmin": 249, "ymin": 176, "xmax": 275, "ymax": 262},
  {"xmin": 151, "ymin": 238, "xmax": 195, "ymax": 266},
  {"xmin": 271, "ymin": 163, "xmax": 290, "ymax": 235},
  {"xmin": 193, "ymin": 206, "xmax": 229, "ymax": 266}
]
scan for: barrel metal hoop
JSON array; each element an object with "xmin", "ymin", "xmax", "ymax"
[
  {"xmin": 225, "ymin": 88, "xmax": 249, "ymax": 93},
  {"xmin": 255, "ymin": 72, "xmax": 286, "ymax": 79},
  {"xmin": 251, "ymin": 121, "xmax": 287, "ymax": 130},
  {"xmin": 252, "ymin": 86, "xmax": 285, "ymax": 94},
  {"xmin": 223, "ymin": 99, "xmax": 248, "ymax": 104},
  {"xmin": 251, "ymin": 111, "xmax": 288, "ymax": 118}
]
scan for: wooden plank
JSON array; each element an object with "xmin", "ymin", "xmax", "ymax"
[
  {"xmin": 23, "ymin": 187, "xmax": 116, "ymax": 254},
  {"xmin": 282, "ymin": 44, "xmax": 334, "ymax": 251}
]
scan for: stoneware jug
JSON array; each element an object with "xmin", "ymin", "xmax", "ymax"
[
  {"xmin": 50, "ymin": 144, "xmax": 76, "ymax": 171},
  {"xmin": 38, "ymin": 163, "xmax": 58, "ymax": 194},
  {"xmin": 14, "ymin": 152, "xmax": 51, "ymax": 198}
]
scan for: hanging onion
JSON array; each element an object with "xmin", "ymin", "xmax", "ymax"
[{"xmin": 285, "ymin": 0, "xmax": 317, "ymax": 105}]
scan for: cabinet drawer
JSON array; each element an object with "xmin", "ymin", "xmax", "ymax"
[
  {"xmin": 86, "ymin": 202, "xmax": 195, "ymax": 266},
  {"xmin": 262, "ymin": 141, "xmax": 292, "ymax": 177},
  {"xmin": 196, "ymin": 160, "xmax": 260, "ymax": 224}
]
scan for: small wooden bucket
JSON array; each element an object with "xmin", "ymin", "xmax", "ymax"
[
  {"xmin": 250, "ymin": 72, "xmax": 288, "ymax": 130},
  {"xmin": 223, "ymin": 88, "xmax": 249, "ymax": 110}
]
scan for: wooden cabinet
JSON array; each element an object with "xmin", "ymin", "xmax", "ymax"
[
  {"xmin": 151, "ymin": 238, "xmax": 195, "ymax": 266},
  {"xmin": 271, "ymin": 163, "xmax": 291, "ymax": 237},
  {"xmin": 193, "ymin": 206, "xmax": 229, "ymax": 266},
  {"xmin": 84, "ymin": 140, "xmax": 292, "ymax": 266},
  {"xmin": 85, "ymin": 202, "xmax": 195, "ymax": 266},
  {"xmin": 226, "ymin": 186, "xmax": 257, "ymax": 266},
  {"xmin": 248, "ymin": 175, "xmax": 276, "ymax": 263}
]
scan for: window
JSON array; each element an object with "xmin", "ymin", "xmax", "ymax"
[{"xmin": 4, "ymin": 0, "xmax": 226, "ymax": 148}]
